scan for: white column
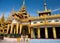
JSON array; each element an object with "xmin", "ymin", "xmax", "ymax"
[
  {"xmin": 14, "ymin": 28, "xmax": 15, "ymax": 34},
  {"xmin": 20, "ymin": 24, "xmax": 22, "ymax": 34},
  {"xmin": 7, "ymin": 24, "xmax": 10, "ymax": 34},
  {"xmin": 10, "ymin": 23, "xmax": 13, "ymax": 34},
  {"xmin": 16, "ymin": 23, "xmax": 19, "ymax": 34},
  {"xmin": 38, "ymin": 27, "xmax": 40, "ymax": 38},
  {"xmin": 45, "ymin": 27, "xmax": 48, "ymax": 38},
  {"xmin": 53, "ymin": 27, "xmax": 57, "ymax": 39},
  {"xmin": 31, "ymin": 28, "xmax": 35, "ymax": 38},
  {"xmin": 28, "ymin": 26, "xmax": 30, "ymax": 34}
]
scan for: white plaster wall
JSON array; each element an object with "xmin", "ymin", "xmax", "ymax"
[
  {"xmin": 31, "ymin": 18, "xmax": 60, "ymax": 25},
  {"xmin": 31, "ymin": 21, "xmax": 37, "ymax": 25},
  {"xmin": 47, "ymin": 19, "xmax": 60, "ymax": 23},
  {"xmin": 31, "ymin": 20, "xmax": 44, "ymax": 25},
  {"xmin": 51, "ymin": 20, "xmax": 55, "ymax": 22},
  {"xmin": 12, "ymin": 19, "xmax": 18, "ymax": 23}
]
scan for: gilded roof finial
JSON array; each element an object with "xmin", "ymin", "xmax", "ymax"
[
  {"xmin": 19, "ymin": 0, "xmax": 27, "ymax": 13},
  {"xmin": 23, "ymin": 0, "xmax": 25, "ymax": 6},
  {"xmin": 44, "ymin": 0, "xmax": 47, "ymax": 11},
  {"xmin": 12, "ymin": 8, "xmax": 15, "ymax": 14},
  {"xmin": 20, "ymin": 0, "xmax": 26, "ymax": 12},
  {"xmin": 2, "ymin": 13, "xmax": 4, "ymax": 19},
  {"xmin": 12, "ymin": 8, "xmax": 14, "ymax": 12},
  {"xmin": 1, "ymin": 13, "xmax": 4, "ymax": 23}
]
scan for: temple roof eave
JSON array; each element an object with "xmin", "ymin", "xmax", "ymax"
[
  {"xmin": 29, "ymin": 14, "xmax": 60, "ymax": 21},
  {"xmin": 30, "ymin": 22, "xmax": 60, "ymax": 27},
  {"xmin": 38, "ymin": 10, "xmax": 51, "ymax": 14}
]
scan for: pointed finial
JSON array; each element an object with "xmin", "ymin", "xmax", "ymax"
[
  {"xmin": 1, "ymin": 13, "xmax": 4, "ymax": 23},
  {"xmin": 2, "ymin": 13, "xmax": 4, "ymax": 17},
  {"xmin": 23, "ymin": 0, "xmax": 25, "ymax": 5},
  {"xmin": 44, "ymin": 0, "xmax": 47, "ymax": 11},
  {"xmin": 12, "ymin": 7, "xmax": 15, "ymax": 12},
  {"xmin": 12, "ymin": 7, "xmax": 15, "ymax": 15}
]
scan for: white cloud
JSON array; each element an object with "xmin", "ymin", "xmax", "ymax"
[{"xmin": 52, "ymin": 8, "xmax": 60, "ymax": 12}]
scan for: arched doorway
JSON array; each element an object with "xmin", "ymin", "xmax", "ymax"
[
  {"xmin": 33, "ymin": 28, "xmax": 38, "ymax": 39},
  {"xmin": 21, "ymin": 26, "xmax": 29, "ymax": 36}
]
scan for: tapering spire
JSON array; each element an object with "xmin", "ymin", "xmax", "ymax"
[
  {"xmin": 1, "ymin": 13, "xmax": 4, "ymax": 23},
  {"xmin": 12, "ymin": 8, "xmax": 15, "ymax": 15},
  {"xmin": 12, "ymin": 8, "xmax": 14, "ymax": 12},
  {"xmin": 23, "ymin": 0, "xmax": 25, "ymax": 6},
  {"xmin": 44, "ymin": 0, "xmax": 47, "ymax": 11},
  {"xmin": 22, "ymin": 0, "xmax": 26, "ymax": 9},
  {"xmin": 19, "ymin": 0, "xmax": 26, "ymax": 13}
]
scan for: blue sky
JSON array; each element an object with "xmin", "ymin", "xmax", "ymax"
[{"xmin": 0, "ymin": 0, "xmax": 60, "ymax": 18}]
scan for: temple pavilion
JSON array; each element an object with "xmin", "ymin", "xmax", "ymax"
[{"xmin": 0, "ymin": 0, "xmax": 60, "ymax": 39}]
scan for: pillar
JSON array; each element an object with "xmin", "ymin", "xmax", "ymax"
[
  {"xmin": 28, "ymin": 26, "xmax": 30, "ymax": 34},
  {"xmin": 10, "ymin": 23, "xmax": 13, "ymax": 34},
  {"xmin": 13, "ymin": 24, "xmax": 16, "ymax": 34},
  {"xmin": 16, "ymin": 23, "xmax": 19, "ymax": 34},
  {"xmin": 20, "ymin": 24, "xmax": 22, "ymax": 34},
  {"xmin": 31, "ymin": 28, "xmax": 35, "ymax": 38},
  {"xmin": 14, "ymin": 28, "xmax": 15, "ymax": 34},
  {"xmin": 7, "ymin": 24, "xmax": 10, "ymax": 34},
  {"xmin": 38, "ymin": 27, "xmax": 40, "ymax": 38},
  {"xmin": 2, "ymin": 29, "xmax": 4, "ymax": 34},
  {"xmin": 53, "ymin": 27, "xmax": 57, "ymax": 39},
  {"xmin": 45, "ymin": 27, "xmax": 48, "ymax": 38}
]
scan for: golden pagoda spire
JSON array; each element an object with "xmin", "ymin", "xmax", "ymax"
[
  {"xmin": 12, "ymin": 8, "xmax": 15, "ymax": 15},
  {"xmin": 9, "ymin": 8, "xmax": 15, "ymax": 19},
  {"xmin": 44, "ymin": 0, "xmax": 47, "ymax": 11},
  {"xmin": 23, "ymin": 0, "xmax": 25, "ymax": 6},
  {"xmin": 1, "ymin": 13, "xmax": 4, "ymax": 23},
  {"xmin": 12, "ymin": 8, "xmax": 14, "ymax": 12},
  {"xmin": 21, "ymin": 0, "xmax": 26, "ymax": 9},
  {"xmin": 19, "ymin": 0, "xmax": 26, "ymax": 13},
  {"xmin": 18, "ymin": 0, "xmax": 30, "ymax": 19}
]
